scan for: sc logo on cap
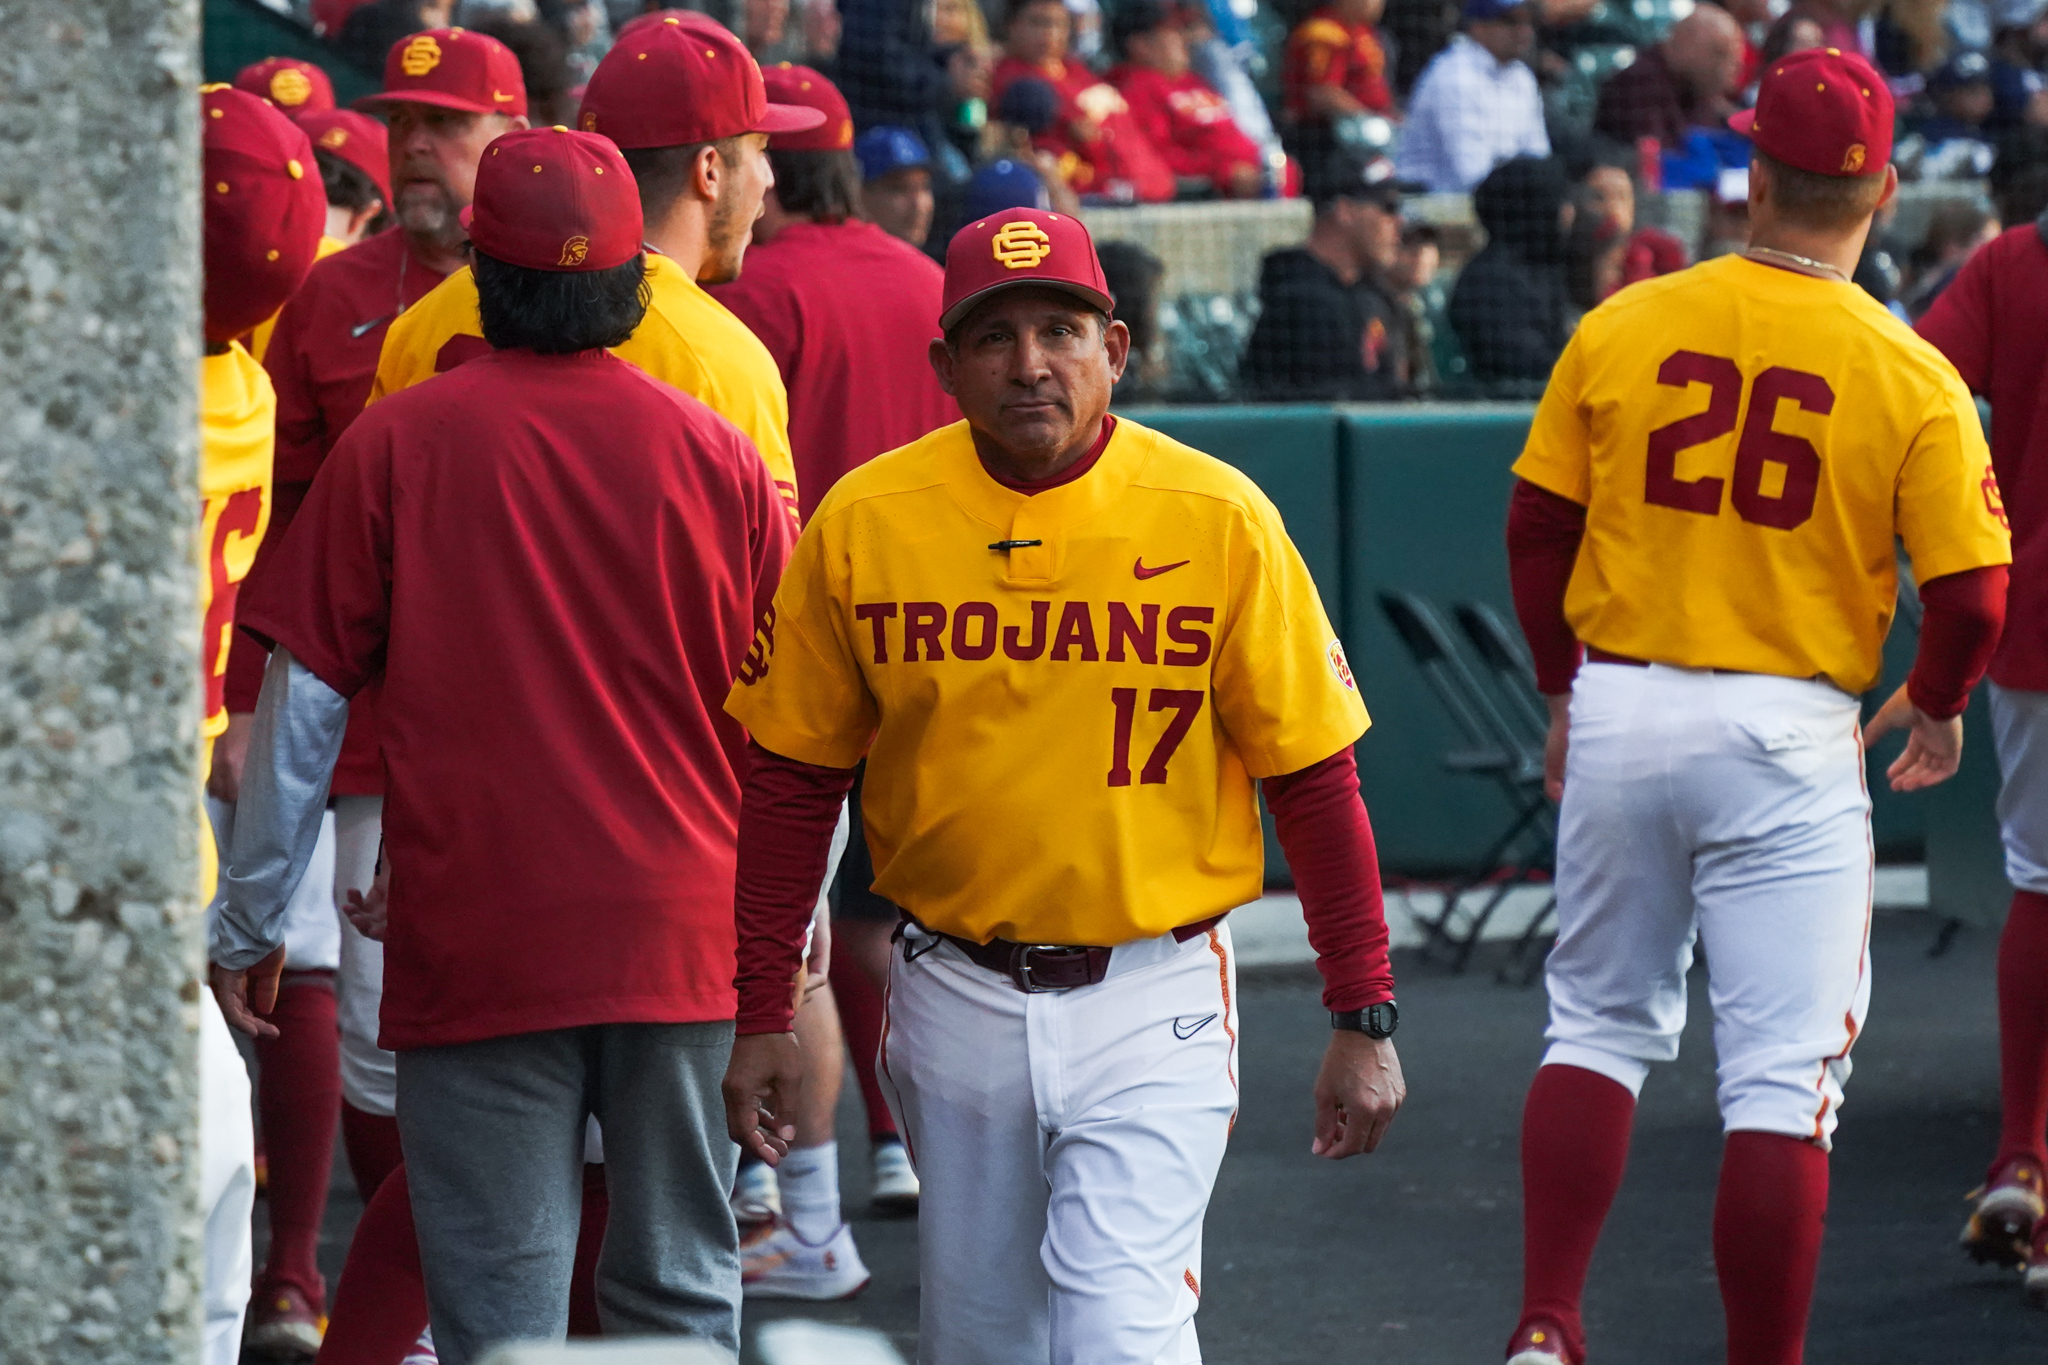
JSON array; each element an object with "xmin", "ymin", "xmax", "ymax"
[
  {"xmin": 270, "ymin": 68, "xmax": 314, "ymax": 107},
  {"xmin": 992, "ymin": 221, "xmax": 1053, "ymax": 270},
  {"xmin": 402, "ymin": 35, "xmax": 443, "ymax": 77},
  {"xmin": 559, "ymin": 235, "xmax": 590, "ymax": 267},
  {"xmin": 318, "ymin": 126, "xmax": 350, "ymax": 150}
]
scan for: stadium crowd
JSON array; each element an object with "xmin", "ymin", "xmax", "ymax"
[
  {"xmin": 238, "ymin": 0, "xmax": 2048, "ymax": 404},
  {"xmin": 188, "ymin": 0, "xmax": 2044, "ymax": 1362}
]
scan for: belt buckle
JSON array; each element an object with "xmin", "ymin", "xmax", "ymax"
[{"xmin": 1012, "ymin": 944, "xmax": 1082, "ymax": 993}]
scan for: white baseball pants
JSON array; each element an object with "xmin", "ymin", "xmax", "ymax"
[
  {"xmin": 879, "ymin": 920, "xmax": 1239, "ymax": 1365},
  {"xmin": 1542, "ymin": 664, "xmax": 1873, "ymax": 1149},
  {"xmin": 199, "ymin": 991, "xmax": 256, "ymax": 1365},
  {"xmin": 1990, "ymin": 683, "xmax": 2048, "ymax": 896},
  {"xmin": 332, "ymin": 795, "xmax": 392, "ymax": 1115}
]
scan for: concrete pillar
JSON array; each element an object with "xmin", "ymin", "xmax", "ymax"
[{"xmin": 0, "ymin": 3, "xmax": 206, "ymax": 1362}]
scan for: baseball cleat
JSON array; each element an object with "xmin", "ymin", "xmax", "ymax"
[
  {"xmin": 1505, "ymin": 1321, "xmax": 1575, "ymax": 1365},
  {"xmin": 741, "ymin": 1219, "xmax": 872, "ymax": 1301},
  {"xmin": 1960, "ymin": 1156, "xmax": 2045, "ymax": 1270},
  {"xmin": 242, "ymin": 1283, "xmax": 325, "ymax": 1359},
  {"xmin": 871, "ymin": 1137, "xmax": 920, "ymax": 1212},
  {"xmin": 731, "ymin": 1159, "xmax": 782, "ymax": 1229},
  {"xmin": 2027, "ymin": 1221, "xmax": 2048, "ymax": 1308}
]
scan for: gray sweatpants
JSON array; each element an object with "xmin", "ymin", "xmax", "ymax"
[{"xmin": 394, "ymin": 1021, "xmax": 741, "ymax": 1365}]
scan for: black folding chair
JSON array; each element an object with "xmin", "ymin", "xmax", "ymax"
[
  {"xmin": 1452, "ymin": 601, "xmax": 1560, "ymax": 984},
  {"xmin": 1377, "ymin": 592, "xmax": 1556, "ymax": 973}
]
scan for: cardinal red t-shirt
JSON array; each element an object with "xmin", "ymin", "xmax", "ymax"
[
  {"xmin": 231, "ymin": 229, "xmax": 453, "ymax": 793},
  {"xmin": 1108, "ymin": 64, "xmax": 1264, "ymax": 192},
  {"xmin": 1917, "ymin": 224, "xmax": 2047, "ymax": 690},
  {"xmin": 240, "ymin": 348, "xmax": 794, "ymax": 1049},
  {"xmin": 992, "ymin": 56, "xmax": 1178, "ymax": 203},
  {"xmin": 711, "ymin": 219, "xmax": 957, "ymax": 521}
]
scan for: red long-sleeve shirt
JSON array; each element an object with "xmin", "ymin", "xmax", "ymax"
[{"xmin": 1505, "ymin": 476, "xmax": 2007, "ymax": 717}]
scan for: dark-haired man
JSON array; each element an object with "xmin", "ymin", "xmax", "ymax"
[
  {"xmin": 373, "ymin": 15, "xmax": 816, "ymax": 526},
  {"xmin": 722, "ymin": 206, "xmax": 1405, "ymax": 1365},
  {"xmin": 1501, "ymin": 49, "xmax": 2010, "ymax": 1365},
  {"xmin": 246, "ymin": 110, "xmax": 391, "ymax": 362},
  {"xmin": 710, "ymin": 67, "xmax": 956, "ymax": 1286},
  {"xmin": 210, "ymin": 126, "xmax": 794, "ymax": 1365}
]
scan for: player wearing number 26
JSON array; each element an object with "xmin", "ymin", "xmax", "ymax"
[
  {"xmin": 1501, "ymin": 48, "xmax": 2011, "ymax": 1365},
  {"xmin": 723, "ymin": 207, "xmax": 1406, "ymax": 1365}
]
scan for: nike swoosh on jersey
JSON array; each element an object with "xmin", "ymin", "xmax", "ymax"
[
  {"xmin": 1172, "ymin": 1013, "xmax": 1218, "ymax": 1040},
  {"xmin": 1135, "ymin": 557, "xmax": 1191, "ymax": 579}
]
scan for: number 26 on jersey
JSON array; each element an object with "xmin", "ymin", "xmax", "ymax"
[{"xmin": 1645, "ymin": 351, "xmax": 1832, "ymax": 530}]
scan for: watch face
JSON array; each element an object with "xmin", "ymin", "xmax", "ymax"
[{"xmin": 1365, "ymin": 1002, "xmax": 1398, "ymax": 1038}]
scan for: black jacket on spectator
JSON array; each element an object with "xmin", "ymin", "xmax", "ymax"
[
  {"xmin": 1241, "ymin": 248, "xmax": 1409, "ymax": 401},
  {"xmin": 1449, "ymin": 157, "xmax": 1574, "ymax": 385},
  {"xmin": 837, "ymin": 0, "xmax": 947, "ymax": 141}
]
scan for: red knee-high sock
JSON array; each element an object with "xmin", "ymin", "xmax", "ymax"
[
  {"xmin": 253, "ymin": 972, "xmax": 342, "ymax": 1311},
  {"xmin": 1997, "ymin": 890, "xmax": 2048, "ymax": 1175},
  {"xmin": 340, "ymin": 1103, "xmax": 404, "ymax": 1206},
  {"xmin": 318, "ymin": 1164, "xmax": 429, "ymax": 1365},
  {"xmin": 568, "ymin": 1164, "xmax": 610, "ymax": 1337},
  {"xmin": 1515, "ymin": 1064, "xmax": 1636, "ymax": 1363},
  {"xmin": 832, "ymin": 953, "xmax": 898, "ymax": 1140},
  {"xmin": 1715, "ymin": 1130, "xmax": 1829, "ymax": 1365}
]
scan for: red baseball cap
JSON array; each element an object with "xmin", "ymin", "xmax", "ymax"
[
  {"xmin": 467, "ymin": 126, "xmax": 643, "ymax": 272},
  {"xmin": 616, "ymin": 8, "xmax": 729, "ymax": 38},
  {"xmin": 355, "ymin": 28, "xmax": 529, "ymax": 118},
  {"xmin": 297, "ymin": 109, "xmax": 393, "ymax": 206},
  {"xmin": 940, "ymin": 209, "xmax": 1114, "ymax": 330},
  {"xmin": 1728, "ymin": 47, "xmax": 1893, "ymax": 177},
  {"xmin": 235, "ymin": 57, "xmax": 337, "ymax": 116},
  {"xmin": 202, "ymin": 86, "xmax": 329, "ymax": 344},
  {"xmin": 576, "ymin": 19, "xmax": 825, "ymax": 150},
  {"xmin": 761, "ymin": 64, "xmax": 855, "ymax": 151}
]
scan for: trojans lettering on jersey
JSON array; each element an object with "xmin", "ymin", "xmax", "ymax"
[{"xmin": 727, "ymin": 417, "xmax": 1367, "ymax": 947}]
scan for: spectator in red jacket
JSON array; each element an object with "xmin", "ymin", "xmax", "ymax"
[
  {"xmin": 1282, "ymin": 0, "xmax": 1397, "ymax": 127},
  {"xmin": 1575, "ymin": 144, "xmax": 1686, "ymax": 292},
  {"xmin": 1108, "ymin": 0, "xmax": 1267, "ymax": 197},
  {"xmin": 992, "ymin": 0, "xmax": 1178, "ymax": 202}
]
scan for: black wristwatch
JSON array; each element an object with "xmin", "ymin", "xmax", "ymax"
[{"xmin": 1331, "ymin": 1001, "xmax": 1398, "ymax": 1039}]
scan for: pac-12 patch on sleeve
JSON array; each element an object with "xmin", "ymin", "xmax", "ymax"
[{"xmin": 1328, "ymin": 639, "xmax": 1356, "ymax": 690}]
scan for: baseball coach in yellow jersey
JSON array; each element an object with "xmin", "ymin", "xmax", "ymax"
[{"xmin": 722, "ymin": 207, "xmax": 1406, "ymax": 1365}]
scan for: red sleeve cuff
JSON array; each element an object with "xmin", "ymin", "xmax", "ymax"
[
  {"xmin": 1506, "ymin": 479, "xmax": 1587, "ymax": 695},
  {"xmin": 735, "ymin": 740, "xmax": 859, "ymax": 1033},
  {"xmin": 1907, "ymin": 565, "xmax": 2008, "ymax": 720},
  {"xmin": 1263, "ymin": 748, "xmax": 1395, "ymax": 1010}
]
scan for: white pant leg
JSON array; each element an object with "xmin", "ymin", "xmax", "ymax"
[
  {"xmin": 331, "ymin": 795, "xmax": 394, "ymax": 1116},
  {"xmin": 1540, "ymin": 664, "xmax": 1701, "ymax": 1095},
  {"xmin": 199, "ymin": 992, "xmax": 256, "ymax": 1365},
  {"xmin": 881, "ymin": 923, "xmax": 1236, "ymax": 1365},
  {"xmin": 1990, "ymin": 683, "xmax": 2048, "ymax": 895},
  {"xmin": 880, "ymin": 931, "xmax": 1050, "ymax": 1365},
  {"xmin": 1684, "ymin": 673, "xmax": 1870, "ymax": 1148},
  {"xmin": 1042, "ymin": 927, "xmax": 1236, "ymax": 1365}
]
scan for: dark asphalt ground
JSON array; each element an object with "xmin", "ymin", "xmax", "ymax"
[{"xmin": 275, "ymin": 910, "xmax": 2046, "ymax": 1364}]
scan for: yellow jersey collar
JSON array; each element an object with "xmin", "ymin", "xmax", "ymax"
[{"xmin": 937, "ymin": 415, "xmax": 1147, "ymax": 586}]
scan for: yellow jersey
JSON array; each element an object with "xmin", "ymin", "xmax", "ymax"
[
  {"xmin": 1516, "ymin": 254, "xmax": 2010, "ymax": 695},
  {"xmin": 199, "ymin": 341, "xmax": 276, "ymax": 895},
  {"xmin": 370, "ymin": 251, "xmax": 801, "ymax": 525},
  {"xmin": 247, "ymin": 233, "xmax": 346, "ymax": 362},
  {"xmin": 725, "ymin": 417, "xmax": 1368, "ymax": 947}
]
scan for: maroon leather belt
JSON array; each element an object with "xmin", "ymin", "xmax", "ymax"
[
  {"xmin": 1586, "ymin": 646, "xmax": 1649, "ymax": 667},
  {"xmin": 904, "ymin": 912, "xmax": 1226, "ymax": 993}
]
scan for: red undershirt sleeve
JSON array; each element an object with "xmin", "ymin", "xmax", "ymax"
[
  {"xmin": 1506, "ymin": 478, "xmax": 1588, "ymax": 695},
  {"xmin": 734, "ymin": 739, "xmax": 859, "ymax": 1034},
  {"xmin": 1262, "ymin": 747, "xmax": 1395, "ymax": 1010},
  {"xmin": 1908, "ymin": 564, "xmax": 2008, "ymax": 720}
]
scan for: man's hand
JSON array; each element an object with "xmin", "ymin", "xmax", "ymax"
[
  {"xmin": 210, "ymin": 946, "xmax": 286, "ymax": 1039},
  {"xmin": 342, "ymin": 858, "xmax": 390, "ymax": 942},
  {"xmin": 206, "ymin": 712, "xmax": 254, "ymax": 803},
  {"xmin": 800, "ymin": 906, "xmax": 833, "ymax": 1003},
  {"xmin": 724, "ymin": 1032, "xmax": 804, "ymax": 1166},
  {"xmin": 1863, "ymin": 682, "xmax": 1965, "ymax": 792},
  {"xmin": 1542, "ymin": 693, "xmax": 1571, "ymax": 802},
  {"xmin": 1311, "ymin": 1031, "xmax": 1406, "ymax": 1159}
]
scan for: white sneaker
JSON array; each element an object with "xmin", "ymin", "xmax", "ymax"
[
  {"xmin": 871, "ymin": 1139, "xmax": 920, "ymax": 1212},
  {"xmin": 732, "ymin": 1160, "xmax": 782, "ymax": 1228},
  {"xmin": 399, "ymin": 1327, "xmax": 437, "ymax": 1365},
  {"xmin": 741, "ymin": 1219, "xmax": 872, "ymax": 1300}
]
